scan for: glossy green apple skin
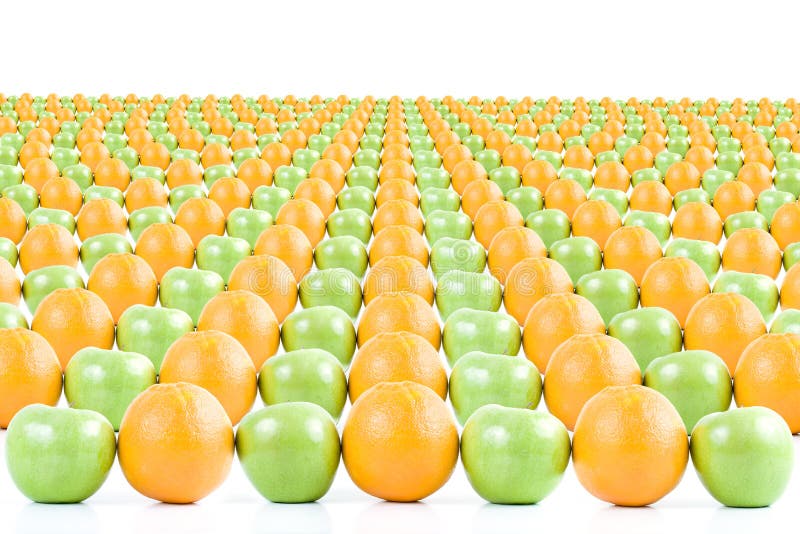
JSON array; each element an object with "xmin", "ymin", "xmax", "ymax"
[
  {"xmin": 608, "ymin": 307, "xmax": 683, "ymax": 373},
  {"xmin": 420, "ymin": 188, "xmax": 460, "ymax": 216},
  {"xmin": 770, "ymin": 310, "xmax": 800, "ymax": 334},
  {"xmin": 64, "ymin": 348, "xmax": 156, "ymax": 430},
  {"xmin": 159, "ymin": 267, "xmax": 225, "ymax": 325},
  {"xmin": 196, "ymin": 235, "xmax": 252, "ymax": 285},
  {"xmin": 128, "ymin": 207, "xmax": 172, "ymax": 242},
  {"xmin": 548, "ymin": 236, "xmax": 602, "ymax": 285},
  {"xmin": 326, "ymin": 208, "xmax": 372, "ymax": 244},
  {"xmin": 5, "ymin": 405, "xmax": 116, "ymax": 503},
  {"xmin": 461, "ymin": 405, "xmax": 569, "ymax": 504},
  {"xmin": 576, "ymin": 269, "xmax": 639, "ymax": 325},
  {"xmin": 168, "ymin": 184, "xmax": 206, "ymax": 213},
  {"xmin": 442, "ymin": 309, "xmax": 521, "ymax": 366},
  {"xmin": 22, "ymin": 265, "xmax": 85, "ymax": 314},
  {"xmin": 664, "ymin": 238, "xmax": 721, "ymax": 281},
  {"xmin": 690, "ymin": 407, "xmax": 794, "ymax": 507},
  {"xmin": 258, "ymin": 349, "xmax": 347, "ymax": 421},
  {"xmin": 430, "ymin": 237, "xmax": 486, "ymax": 278},
  {"xmin": 236, "ymin": 402, "xmax": 340, "ymax": 503},
  {"xmin": 506, "ymin": 187, "xmax": 543, "ymax": 220},
  {"xmin": 525, "ymin": 209, "xmax": 571, "ymax": 250},
  {"xmin": 0, "ymin": 302, "xmax": 28, "ymax": 328},
  {"xmin": 643, "ymin": 350, "xmax": 732, "ymax": 433},
  {"xmin": 624, "ymin": 211, "xmax": 671, "ymax": 246},
  {"xmin": 226, "ymin": 207, "xmax": 273, "ymax": 251},
  {"xmin": 712, "ymin": 271, "xmax": 779, "ymax": 322},
  {"xmin": 435, "ymin": 271, "xmax": 502, "ymax": 320},
  {"xmin": 424, "ymin": 210, "xmax": 472, "ymax": 245},
  {"xmin": 298, "ymin": 268, "xmax": 362, "ymax": 318},
  {"xmin": 80, "ymin": 233, "xmax": 133, "ymax": 274},
  {"xmin": 336, "ymin": 186, "xmax": 375, "ymax": 214},
  {"xmin": 281, "ymin": 306, "xmax": 357, "ymax": 368},
  {"xmin": 450, "ymin": 352, "xmax": 542, "ymax": 426},
  {"xmin": 252, "ymin": 185, "xmax": 291, "ymax": 218},
  {"xmin": 0, "ymin": 237, "xmax": 18, "ymax": 266},
  {"xmin": 116, "ymin": 304, "xmax": 195, "ymax": 372},
  {"xmin": 313, "ymin": 236, "xmax": 368, "ymax": 278},
  {"xmin": 784, "ymin": 243, "xmax": 800, "ymax": 271}
]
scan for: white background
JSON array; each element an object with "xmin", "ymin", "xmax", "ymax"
[{"xmin": 3, "ymin": 0, "xmax": 800, "ymax": 532}]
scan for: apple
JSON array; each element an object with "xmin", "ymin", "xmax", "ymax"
[
  {"xmin": 0, "ymin": 163, "xmax": 22, "ymax": 189},
  {"xmin": 624, "ymin": 211, "xmax": 671, "ymax": 246},
  {"xmin": 196, "ymin": 235, "xmax": 252, "ymax": 285},
  {"xmin": 226, "ymin": 207, "xmax": 273, "ymax": 252},
  {"xmin": 3, "ymin": 184, "xmax": 39, "ymax": 215},
  {"xmin": 442, "ymin": 308, "xmax": 521, "ymax": 366},
  {"xmin": 561, "ymin": 168, "xmax": 592, "ymax": 191},
  {"xmin": 664, "ymin": 238, "xmax": 721, "ymax": 281},
  {"xmin": 159, "ymin": 266, "xmax": 225, "ymax": 325},
  {"xmin": 84, "ymin": 185, "xmax": 124, "ymax": 206},
  {"xmin": 80, "ymin": 233, "xmax": 133, "ymax": 274},
  {"xmin": 64, "ymin": 347, "xmax": 157, "ymax": 430},
  {"xmin": 336, "ymin": 186, "xmax": 376, "ymax": 214},
  {"xmin": 461, "ymin": 405, "xmax": 569, "ymax": 504},
  {"xmin": 22, "ymin": 265, "xmax": 85, "ymax": 314},
  {"xmin": 326, "ymin": 208, "xmax": 372, "ymax": 244},
  {"xmin": 252, "ymin": 185, "xmax": 291, "ymax": 218},
  {"xmin": 0, "ymin": 302, "xmax": 27, "ymax": 329},
  {"xmin": 450, "ymin": 352, "xmax": 542, "ymax": 425},
  {"xmin": 131, "ymin": 165, "xmax": 166, "ymax": 184},
  {"xmin": 299, "ymin": 268, "xmax": 362, "ymax": 318},
  {"xmin": 548, "ymin": 236, "xmax": 602, "ymax": 285},
  {"xmin": 608, "ymin": 307, "xmax": 683, "ymax": 373},
  {"xmin": 424, "ymin": 210, "xmax": 473, "ymax": 245},
  {"xmin": 420, "ymin": 187, "xmax": 460, "ymax": 216},
  {"xmin": 712, "ymin": 271, "xmax": 779, "ymax": 322},
  {"xmin": 690, "ymin": 407, "xmax": 794, "ymax": 507},
  {"xmin": 576, "ymin": 269, "xmax": 639, "ymax": 325},
  {"xmin": 701, "ymin": 169, "xmax": 734, "ymax": 197},
  {"xmin": 771, "ymin": 310, "xmax": 800, "ymax": 334},
  {"xmin": 589, "ymin": 187, "xmax": 628, "ymax": 217},
  {"xmin": 475, "ymin": 149, "xmax": 501, "ymax": 172},
  {"xmin": 314, "ymin": 236, "xmax": 368, "ymax": 278},
  {"xmin": 783, "ymin": 242, "xmax": 800, "ymax": 271},
  {"xmin": 353, "ymin": 148, "xmax": 380, "ymax": 169},
  {"xmin": 168, "ymin": 184, "xmax": 206, "ymax": 213},
  {"xmin": 0, "ymin": 236, "xmax": 18, "ymax": 266},
  {"xmin": 674, "ymin": 188, "xmax": 710, "ymax": 210},
  {"xmin": 775, "ymin": 168, "xmax": 800, "ymax": 197},
  {"xmin": 346, "ymin": 166, "xmax": 379, "ymax": 190},
  {"xmin": 28, "ymin": 208, "xmax": 75, "ymax": 234},
  {"xmin": 506, "ymin": 186, "xmax": 543, "ymax": 220},
  {"xmin": 416, "ymin": 168, "xmax": 450, "ymax": 191},
  {"xmin": 203, "ymin": 164, "xmax": 234, "ymax": 188},
  {"xmin": 5, "ymin": 405, "xmax": 116, "ymax": 503},
  {"xmin": 281, "ymin": 306, "xmax": 357, "ymax": 368},
  {"xmin": 274, "ymin": 166, "xmax": 307, "ymax": 194},
  {"xmin": 128, "ymin": 207, "xmax": 172, "ymax": 242},
  {"xmin": 257, "ymin": 349, "xmax": 347, "ymax": 421},
  {"xmin": 236, "ymin": 402, "xmax": 340, "ymax": 503},
  {"xmin": 462, "ymin": 134, "xmax": 485, "ymax": 155},
  {"xmin": 489, "ymin": 166, "xmax": 521, "ymax": 195},
  {"xmin": 430, "ymin": 237, "xmax": 486, "ymax": 278},
  {"xmin": 435, "ymin": 270, "xmax": 502, "ymax": 320},
  {"xmin": 525, "ymin": 209, "xmax": 571, "ymax": 250},
  {"xmin": 644, "ymin": 350, "xmax": 732, "ymax": 432},
  {"xmin": 757, "ymin": 190, "xmax": 795, "ymax": 224},
  {"xmin": 723, "ymin": 211, "xmax": 769, "ymax": 238},
  {"xmin": 116, "ymin": 304, "xmax": 196, "ymax": 372}
]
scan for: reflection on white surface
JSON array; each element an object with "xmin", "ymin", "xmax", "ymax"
[
  {"xmin": 252, "ymin": 502, "xmax": 331, "ymax": 534},
  {"xmin": 589, "ymin": 505, "xmax": 665, "ymax": 534},
  {"xmin": 16, "ymin": 503, "xmax": 99, "ymax": 534},
  {"xmin": 356, "ymin": 502, "xmax": 443, "ymax": 534}
]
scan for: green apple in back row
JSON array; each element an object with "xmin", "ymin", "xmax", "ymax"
[
  {"xmin": 0, "ymin": 302, "xmax": 27, "ymax": 329},
  {"xmin": 5, "ymin": 405, "xmax": 116, "ymax": 503},
  {"xmin": 116, "ymin": 304, "xmax": 195, "ymax": 372},
  {"xmin": 298, "ymin": 268, "xmax": 362, "ymax": 318},
  {"xmin": 196, "ymin": 235, "xmax": 252, "ymax": 285},
  {"xmin": 712, "ymin": 271, "xmax": 779, "ymax": 322},
  {"xmin": 128, "ymin": 207, "xmax": 172, "ymax": 241},
  {"xmin": 225, "ymin": 207, "xmax": 273, "ymax": 251},
  {"xmin": 22, "ymin": 265, "xmax": 84, "ymax": 314},
  {"xmin": 326, "ymin": 208, "xmax": 372, "ymax": 244},
  {"xmin": 608, "ymin": 307, "xmax": 683, "ymax": 373},
  {"xmin": 424, "ymin": 210, "xmax": 472, "ymax": 244},
  {"xmin": 430, "ymin": 237, "xmax": 486, "ymax": 278},
  {"xmin": 525, "ymin": 209, "xmax": 571, "ymax": 250},
  {"xmin": 442, "ymin": 308, "xmax": 521, "ymax": 366},
  {"xmin": 314, "ymin": 236, "xmax": 368, "ymax": 278},
  {"xmin": 576, "ymin": 269, "xmax": 639, "ymax": 325},
  {"xmin": 0, "ymin": 236, "xmax": 18, "ymax": 266},
  {"xmin": 159, "ymin": 267, "xmax": 225, "ymax": 325},
  {"xmin": 548, "ymin": 236, "xmax": 602, "ymax": 285},
  {"xmin": 281, "ymin": 306, "xmax": 357, "ymax": 368},
  {"xmin": 80, "ymin": 233, "xmax": 133, "ymax": 273},
  {"xmin": 664, "ymin": 238, "xmax": 721, "ymax": 281},
  {"xmin": 435, "ymin": 270, "xmax": 502, "ymax": 320},
  {"xmin": 771, "ymin": 309, "xmax": 800, "ymax": 334}
]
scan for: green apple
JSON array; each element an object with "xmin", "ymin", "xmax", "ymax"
[
  {"xmin": 644, "ymin": 350, "xmax": 732, "ymax": 432},
  {"xmin": 489, "ymin": 166, "xmax": 521, "ymax": 195},
  {"xmin": 430, "ymin": 237, "xmax": 486, "ymax": 278},
  {"xmin": 203, "ymin": 164, "xmax": 234, "ymax": 188},
  {"xmin": 476, "ymin": 149, "xmax": 501, "ymax": 172},
  {"xmin": 712, "ymin": 271, "xmax": 779, "ymax": 322},
  {"xmin": 168, "ymin": 184, "xmax": 206, "ymax": 213},
  {"xmin": 336, "ymin": 186, "xmax": 375, "ymax": 214},
  {"xmin": 771, "ymin": 310, "xmax": 800, "ymax": 334},
  {"xmin": 258, "ymin": 349, "xmax": 347, "ymax": 420},
  {"xmin": 425, "ymin": 210, "xmax": 472, "ymax": 245},
  {"xmin": 159, "ymin": 266, "xmax": 225, "ymax": 325},
  {"xmin": 548, "ymin": 236, "xmax": 601, "ymax": 285},
  {"xmin": 281, "ymin": 306, "xmax": 356, "ymax": 368},
  {"xmin": 775, "ymin": 168, "xmax": 800, "ymax": 197},
  {"xmin": 0, "ymin": 236, "xmax": 18, "ymax": 266},
  {"xmin": 5, "ymin": 405, "xmax": 116, "ymax": 503},
  {"xmin": 435, "ymin": 271, "xmax": 502, "ymax": 320},
  {"xmin": 506, "ymin": 186, "xmax": 543, "ymax": 220},
  {"xmin": 116, "ymin": 304, "xmax": 195, "ymax": 372},
  {"xmin": 416, "ymin": 168, "xmax": 450, "ymax": 191},
  {"xmin": 252, "ymin": 185, "xmax": 291, "ymax": 218},
  {"xmin": 757, "ymin": 190, "xmax": 795, "ymax": 224},
  {"xmin": 353, "ymin": 148, "xmax": 380, "ymax": 169},
  {"xmin": 27, "ymin": 208, "xmax": 75, "ymax": 234},
  {"xmin": 22, "ymin": 265, "xmax": 85, "ymax": 314},
  {"xmin": 0, "ymin": 302, "xmax": 28, "ymax": 329},
  {"xmin": 784, "ymin": 242, "xmax": 800, "ymax": 271},
  {"xmin": 690, "ymin": 407, "xmax": 793, "ymax": 507},
  {"xmin": 128, "ymin": 207, "xmax": 172, "ymax": 241},
  {"xmin": 326, "ymin": 208, "xmax": 372, "ymax": 244},
  {"xmin": 64, "ymin": 348, "xmax": 156, "ymax": 430},
  {"xmin": 84, "ymin": 185, "xmax": 124, "ymax": 206},
  {"xmin": 702, "ymin": 169, "xmax": 735, "ymax": 197},
  {"xmin": 196, "ymin": 235, "xmax": 252, "ymax": 285},
  {"xmin": 236, "ymin": 402, "xmax": 340, "ymax": 503},
  {"xmin": 560, "ymin": 169, "xmax": 592, "ymax": 191},
  {"xmin": 346, "ymin": 166, "xmax": 379, "ymax": 190},
  {"xmin": 420, "ymin": 187, "xmax": 460, "ymax": 216},
  {"xmin": 299, "ymin": 268, "xmax": 362, "ymax": 318},
  {"xmin": 589, "ymin": 187, "xmax": 628, "ymax": 217},
  {"xmin": 314, "ymin": 236, "xmax": 368, "ymax": 278},
  {"xmin": 624, "ymin": 211, "xmax": 671, "ymax": 246},
  {"xmin": 665, "ymin": 238, "xmax": 721, "ymax": 281},
  {"xmin": 442, "ymin": 309, "xmax": 521, "ymax": 366},
  {"xmin": 0, "ymin": 164, "xmax": 22, "ymax": 189},
  {"xmin": 723, "ymin": 211, "xmax": 769, "ymax": 237},
  {"xmin": 225, "ymin": 207, "xmax": 273, "ymax": 252},
  {"xmin": 608, "ymin": 307, "xmax": 683, "ymax": 373},
  {"xmin": 674, "ymin": 188, "xmax": 710, "ymax": 210},
  {"xmin": 80, "ymin": 233, "xmax": 133, "ymax": 274},
  {"xmin": 450, "ymin": 352, "xmax": 542, "ymax": 425},
  {"xmin": 461, "ymin": 405, "xmax": 569, "ymax": 504},
  {"xmin": 525, "ymin": 209, "xmax": 571, "ymax": 250},
  {"xmin": 274, "ymin": 165, "xmax": 308, "ymax": 193},
  {"xmin": 3, "ymin": 184, "xmax": 39, "ymax": 215},
  {"xmin": 576, "ymin": 269, "xmax": 639, "ymax": 325}
]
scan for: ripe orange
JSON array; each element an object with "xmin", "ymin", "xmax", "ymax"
[
  {"xmin": 672, "ymin": 202, "xmax": 723, "ymax": 243},
  {"xmin": 253, "ymin": 224, "xmax": 314, "ymax": 283},
  {"xmin": 571, "ymin": 199, "xmax": 622, "ymax": 250},
  {"xmin": 77, "ymin": 198, "xmax": 128, "ymax": 241},
  {"xmin": 376, "ymin": 179, "xmax": 419, "ymax": 208},
  {"xmin": 593, "ymin": 161, "xmax": 631, "ymax": 192},
  {"xmin": 684, "ymin": 293, "xmax": 767, "ymax": 374},
  {"xmin": 87, "ymin": 253, "xmax": 159, "ymax": 323},
  {"xmin": 294, "ymin": 177, "xmax": 337, "ymax": 217},
  {"xmin": 0, "ymin": 198, "xmax": 27, "ymax": 244},
  {"xmin": 373, "ymin": 199, "xmax": 424, "ymax": 234},
  {"xmin": 342, "ymin": 381, "xmax": 458, "ymax": 502},
  {"xmin": 640, "ymin": 257, "xmax": 710, "ymax": 327},
  {"xmin": 736, "ymin": 162, "xmax": 773, "ymax": 196},
  {"xmin": 31, "ymin": 288, "xmax": 115, "ymax": 369},
  {"xmin": 629, "ymin": 181, "xmax": 673, "ymax": 216},
  {"xmin": 770, "ymin": 201, "xmax": 800, "ymax": 250},
  {"xmin": 261, "ymin": 142, "xmax": 292, "ymax": 172},
  {"xmin": 118, "ymin": 383, "xmax": 234, "ymax": 504},
  {"xmin": 275, "ymin": 198, "xmax": 326, "ymax": 247},
  {"xmin": 236, "ymin": 158, "xmax": 273, "ymax": 192},
  {"xmin": 19, "ymin": 223, "xmax": 78, "ymax": 275},
  {"xmin": 664, "ymin": 161, "xmax": 701, "ymax": 195},
  {"xmin": 451, "ymin": 160, "xmax": 488, "ymax": 195},
  {"xmin": 0, "ymin": 328, "xmax": 62, "ymax": 428},
  {"xmin": 357, "ymin": 291, "xmax": 440, "ymax": 349},
  {"xmin": 544, "ymin": 179, "xmax": 587, "ymax": 220},
  {"xmin": 623, "ymin": 145, "xmax": 654, "ymax": 174},
  {"xmin": 363, "ymin": 255, "xmax": 433, "ymax": 305},
  {"xmin": 207, "ymin": 177, "xmax": 251, "ymax": 217},
  {"xmin": 713, "ymin": 181, "xmax": 756, "ymax": 222},
  {"xmin": 572, "ymin": 385, "xmax": 688, "ymax": 506},
  {"xmin": 461, "ymin": 179, "xmax": 504, "ymax": 220},
  {"xmin": 134, "ymin": 223, "xmax": 195, "ymax": 282},
  {"xmin": 0, "ymin": 258, "xmax": 20, "ymax": 305},
  {"xmin": 309, "ymin": 159, "xmax": 346, "ymax": 193},
  {"xmin": 39, "ymin": 176, "xmax": 83, "ymax": 216},
  {"xmin": 175, "ymin": 197, "xmax": 226, "ymax": 247},
  {"xmin": 521, "ymin": 160, "xmax": 559, "ymax": 193},
  {"xmin": 94, "ymin": 158, "xmax": 131, "ymax": 191},
  {"xmin": 503, "ymin": 257, "xmax": 573, "ymax": 325},
  {"xmin": 348, "ymin": 331, "xmax": 447, "ymax": 402},
  {"xmin": 369, "ymin": 225, "xmax": 429, "ymax": 267},
  {"xmin": 473, "ymin": 200, "xmax": 523, "ymax": 249},
  {"xmin": 544, "ymin": 333, "xmax": 642, "ymax": 430},
  {"xmin": 487, "ymin": 226, "xmax": 547, "ymax": 285},
  {"xmin": 23, "ymin": 157, "xmax": 59, "ymax": 192},
  {"xmin": 227, "ymin": 254, "xmax": 297, "ymax": 323},
  {"xmin": 125, "ymin": 177, "xmax": 169, "ymax": 213},
  {"xmin": 603, "ymin": 226, "xmax": 663, "ymax": 285},
  {"xmin": 165, "ymin": 159, "xmax": 203, "ymax": 189},
  {"xmin": 722, "ymin": 228, "xmax": 782, "ymax": 279}
]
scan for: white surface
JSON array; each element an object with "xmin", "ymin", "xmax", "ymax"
[{"xmin": 3, "ymin": 0, "xmax": 800, "ymax": 532}]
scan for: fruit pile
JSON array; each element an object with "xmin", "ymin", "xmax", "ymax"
[{"xmin": 1, "ymin": 93, "xmax": 800, "ymax": 508}]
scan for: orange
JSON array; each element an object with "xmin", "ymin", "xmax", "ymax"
[
  {"xmin": 228, "ymin": 254, "xmax": 297, "ymax": 323},
  {"xmin": 31, "ymin": 288, "xmax": 115, "ymax": 369},
  {"xmin": 544, "ymin": 179, "xmax": 587, "ymax": 220},
  {"xmin": 522, "ymin": 293, "xmax": 606, "ymax": 373},
  {"xmin": 629, "ymin": 180, "xmax": 672, "ymax": 216},
  {"xmin": 0, "ymin": 198, "xmax": 27, "ymax": 244},
  {"xmin": 253, "ymin": 224, "xmax": 313, "ymax": 283},
  {"xmin": 544, "ymin": 334, "xmax": 641, "ymax": 430},
  {"xmin": 379, "ymin": 160, "xmax": 415, "ymax": 184},
  {"xmin": 563, "ymin": 145, "xmax": 594, "ymax": 171},
  {"xmin": 124, "ymin": 177, "xmax": 168, "ymax": 213},
  {"xmin": 473, "ymin": 200, "xmax": 523, "ymax": 249},
  {"xmin": 118, "ymin": 382, "xmax": 234, "ymax": 504},
  {"xmin": 734, "ymin": 333, "xmax": 800, "ymax": 433},
  {"xmin": 623, "ymin": 145, "xmax": 654, "ymax": 174},
  {"xmin": 684, "ymin": 146, "xmax": 715, "ymax": 175},
  {"xmin": 0, "ymin": 258, "xmax": 20, "ymax": 305},
  {"xmin": 487, "ymin": 226, "xmax": 547, "ymax": 285},
  {"xmin": 684, "ymin": 293, "xmax": 767, "ymax": 374},
  {"xmin": 159, "ymin": 330, "xmax": 257, "ymax": 425},
  {"xmin": 588, "ymin": 131, "xmax": 615, "ymax": 155},
  {"xmin": 521, "ymin": 160, "xmax": 558, "ymax": 193},
  {"xmin": 603, "ymin": 226, "xmax": 663, "ymax": 285},
  {"xmin": 451, "ymin": 160, "xmax": 488, "ymax": 196},
  {"xmin": 375, "ymin": 178, "xmax": 418, "ymax": 208},
  {"xmin": 175, "ymin": 197, "xmax": 226, "ymax": 247},
  {"xmin": 200, "ymin": 143, "xmax": 232, "ymax": 168},
  {"xmin": 18, "ymin": 141, "xmax": 51, "ymax": 169},
  {"xmin": 461, "ymin": 179, "xmax": 504, "ymax": 219},
  {"xmin": 236, "ymin": 158, "xmax": 273, "ymax": 192},
  {"xmin": 208, "ymin": 177, "xmax": 251, "ymax": 217},
  {"xmin": 781, "ymin": 264, "xmax": 800, "ymax": 310},
  {"xmin": 19, "ymin": 223, "xmax": 78, "ymax": 275},
  {"xmin": 342, "ymin": 381, "xmax": 458, "ymax": 502},
  {"xmin": 23, "ymin": 157, "xmax": 60, "ymax": 193},
  {"xmin": 363, "ymin": 255, "xmax": 433, "ymax": 305},
  {"xmin": 197, "ymin": 290, "xmax": 280, "ymax": 370},
  {"xmin": 357, "ymin": 291, "xmax": 441, "ymax": 349},
  {"xmin": 275, "ymin": 198, "xmax": 326, "ymax": 247},
  {"xmin": 324, "ymin": 142, "xmax": 354, "ymax": 170},
  {"xmin": 593, "ymin": 161, "xmax": 631, "ymax": 192},
  {"xmin": 572, "ymin": 385, "xmax": 688, "ymax": 506},
  {"xmin": 77, "ymin": 198, "xmax": 128, "ymax": 241},
  {"xmin": 348, "ymin": 331, "xmax": 447, "ymax": 402},
  {"xmin": 640, "ymin": 257, "xmax": 710, "ymax": 328},
  {"xmin": 79, "ymin": 141, "xmax": 111, "ymax": 172},
  {"xmin": 261, "ymin": 142, "xmax": 292, "ymax": 171},
  {"xmin": 369, "ymin": 225, "xmax": 429, "ymax": 267},
  {"xmin": 664, "ymin": 161, "xmax": 701, "ymax": 195},
  {"xmin": 165, "ymin": 159, "xmax": 203, "ymax": 188},
  {"xmin": 0, "ymin": 328, "xmax": 62, "ymax": 428},
  {"xmin": 93, "ymin": 158, "xmax": 131, "ymax": 191},
  {"xmin": 294, "ymin": 177, "xmax": 337, "ymax": 217},
  {"xmin": 501, "ymin": 143, "xmax": 533, "ymax": 173},
  {"xmin": 134, "ymin": 223, "xmax": 195, "ymax": 282},
  {"xmin": 722, "ymin": 228, "xmax": 782, "ymax": 278},
  {"xmin": 309, "ymin": 159, "xmax": 346, "ymax": 193},
  {"xmin": 373, "ymin": 199, "xmax": 424, "ymax": 234},
  {"xmin": 770, "ymin": 201, "xmax": 800, "ymax": 250},
  {"xmin": 736, "ymin": 162, "xmax": 773, "ymax": 196},
  {"xmin": 87, "ymin": 253, "xmax": 158, "ymax": 323},
  {"xmin": 570, "ymin": 199, "xmax": 622, "ymax": 250},
  {"xmin": 713, "ymin": 181, "xmax": 755, "ymax": 221},
  {"xmin": 672, "ymin": 201, "xmax": 723, "ymax": 243}
]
